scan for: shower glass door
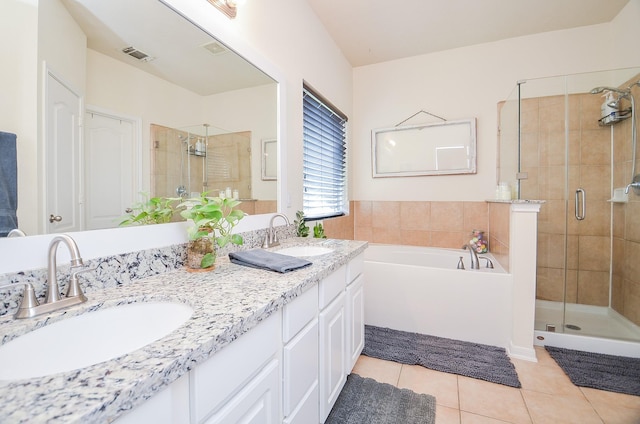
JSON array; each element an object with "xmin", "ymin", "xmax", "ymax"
[{"xmin": 499, "ymin": 67, "xmax": 640, "ymax": 343}]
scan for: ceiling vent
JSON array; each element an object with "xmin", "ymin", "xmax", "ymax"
[
  {"xmin": 121, "ymin": 46, "xmax": 154, "ymax": 62},
  {"xmin": 202, "ymin": 41, "xmax": 228, "ymax": 56}
]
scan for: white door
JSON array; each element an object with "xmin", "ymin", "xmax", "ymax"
[
  {"xmin": 45, "ymin": 70, "xmax": 82, "ymax": 234},
  {"xmin": 84, "ymin": 110, "xmax": 140, "ymax": 230}
]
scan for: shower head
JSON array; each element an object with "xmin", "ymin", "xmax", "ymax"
[{"xmin": 589, "ymin": 86, "xmax": 630, "ymax": 96}]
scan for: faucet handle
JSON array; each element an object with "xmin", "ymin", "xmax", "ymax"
[
  {"xmin": 66, "ymin": 267, "xmax": 95, "ymax": 299},
  {"xmin": 0, "ymin": 283, "xmax": 40, "ymax": 318},
  {"xmin": 478, "ymin": 256, "xmax": 494, "ymax": 269},
  {"xmin": 261, "ymin": 229, "xmax": 271, "ymax": 249}
]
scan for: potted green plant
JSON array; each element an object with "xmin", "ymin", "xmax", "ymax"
[
  {"xmin": 119, "ymin": 193, "xmax": 178, "ymax": 226},
  {"xmin": 179, "ymin": 193, "xmax": 245, "ymax": 271},
  {"xmin": 294, "ymin": 210, "xmax": 309, "ymax": 237},
  {"xmin": 313, "ymin": 222, "xmax": 327, "ymax": 239}
]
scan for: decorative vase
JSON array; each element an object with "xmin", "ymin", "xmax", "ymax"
[{"xmin": 186, "ymin": 237, "xmax": 216, "ymax": 272}]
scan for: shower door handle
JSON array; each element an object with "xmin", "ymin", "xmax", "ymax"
[{"xmin": 575, "ymin": 188, "xmax": 586, "ymax": 221}]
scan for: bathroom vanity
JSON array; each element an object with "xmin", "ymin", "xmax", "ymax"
[{"xmin": 0, "ymin": 239, "xmax": 367, "ymax": 423}]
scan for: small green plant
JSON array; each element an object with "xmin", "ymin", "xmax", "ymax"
[
  {"xmin": 119, "ymin": 193, "xmax": 178, "ymax": 226},
  {"xmin": 179, "ymin": 193, "xmax": 246, "ymax": 269},
  {"xmin": 294, "ymin": 210, "xmax": 309, "ymax": 237},
  {"xmin": 313, "ymin": 222, "xmax": 327, "ymax": 239}
]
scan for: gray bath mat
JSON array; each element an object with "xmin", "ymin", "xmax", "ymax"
[
  {"xmin": 326, "ymin": 374, "xmax": 436, "ymax": 424},
  {"xmin": 363, "ymin": 325, "xmax": 521, "ymax": 388},
  {"xmin": 545, "ymin": 346, "xmax": 640, "ymax": 396}
]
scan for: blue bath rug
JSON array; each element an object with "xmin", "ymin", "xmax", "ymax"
[
  {"xmin": 545, "ymin": 346, "xmax": 640, "ymax": 396},
  {"xmin": 363, "ymin": 325, "xmax": 521, "ymax": 388}
]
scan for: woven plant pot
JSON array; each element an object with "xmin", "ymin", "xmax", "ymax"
[{"xmin": 186, "ymin": 237, "xmax": 216, "ymax": 272}]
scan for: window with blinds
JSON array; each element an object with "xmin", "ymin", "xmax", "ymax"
[{"xmin": 302, "ymin": 85, "xmax": 347, "ymax": 220}]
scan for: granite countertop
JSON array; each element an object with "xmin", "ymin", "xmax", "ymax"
[{"xmin": 0, "ymin": 238, "xmax": 368, "ymax": 423}]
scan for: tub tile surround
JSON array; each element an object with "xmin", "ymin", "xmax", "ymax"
[
  {"xmin": 0, "ymin": 235, "xmax": 366, "ymax": 423},
  {"xmin": 324, "ymin": 200, "xmax": 515, "ymax": 272},
  {"xmin": 328, "ymin": 200, "xmax": 491, "ymax": 250}
]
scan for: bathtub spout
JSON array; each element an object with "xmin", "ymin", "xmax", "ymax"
[{"xmin": 462, "ymin": 244, "xmax": 480, "ymax": 269}]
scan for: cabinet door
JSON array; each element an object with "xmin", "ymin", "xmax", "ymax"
[
  {"xmin": 204, "ymin": 359, "xmax": 280, "ymax": 424},
  {"xmin": 283, "ymin": 319, "xmax": 318, "ymax": 417},
  {"xmin": 319, "ymin": 292, "xmax": 346, "ymax": 422},
  {"xmin": 346, "ymin": 274, "xmax": 365, "ymax": 373},
  {"xmin": 113, "ymin": 374, "xmax": 190, "ymax": 424}
]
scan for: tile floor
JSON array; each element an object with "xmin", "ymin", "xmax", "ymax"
[{"xmin": 352, "ymin": 346, "xmax": 640, "ymax": 424}]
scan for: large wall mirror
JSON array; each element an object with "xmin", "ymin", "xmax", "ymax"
[{"xmin": 3, "ymin": 0, "xmax": 278, "ymax": 236}]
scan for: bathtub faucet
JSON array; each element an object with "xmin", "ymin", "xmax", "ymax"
[{"xmin": 462, "ymin": 244, "xmax": 480, "ymax": 269}]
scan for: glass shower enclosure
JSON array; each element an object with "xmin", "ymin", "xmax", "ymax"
[{"xmin": 498, "ymin": 67, "xmax": 640, "ymax": 346}]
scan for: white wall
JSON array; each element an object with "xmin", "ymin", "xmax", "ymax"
[
  {"xmin": 0, "ymin": 0, "xmax": 38, "ymax": 235},
  {"xmin": 352, "ymin": 0, "xmax": 640, "ymax": 202},
  {"xmin": 202, "ymin": 84, "xmax": 278, "ymax": 200}
]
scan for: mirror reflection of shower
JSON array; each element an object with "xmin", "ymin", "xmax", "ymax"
[{"xmin": 150, "ymin": 123, "xmax": 253, "ymax": 201}]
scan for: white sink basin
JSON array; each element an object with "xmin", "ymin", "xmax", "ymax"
[
  {"xmin": 277, "ymin": 246, "xmax": 333, "ymax": 257},
  {"xmin": 0, "ymin": 301, "xmax": 193, "ymax": 381}
]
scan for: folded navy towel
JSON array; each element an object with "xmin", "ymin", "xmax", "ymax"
[
  {"xmin": 0, "ymin": 131, "xmax": 18, "ymax": 237},
  {"xmin": 229, "ymin": 248, "xmax": 312, "ymax": 273}
]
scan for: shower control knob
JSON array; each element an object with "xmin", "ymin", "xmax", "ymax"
[{"xmin": 49, "ymin": 214, "xmax": 62, "ymax": 223}]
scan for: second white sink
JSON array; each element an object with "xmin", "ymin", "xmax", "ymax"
[
  {"xmin": 0, "ymin": 301, "xmax": 193, "ymax": 381},
  {"xmin": 277, "ymin": 246, "xmax": 333, "ymax": 257}
]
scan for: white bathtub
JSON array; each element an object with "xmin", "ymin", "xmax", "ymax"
[{"xmin": 364, "ymin": 244, "xmax": 513, "ymax": 348}]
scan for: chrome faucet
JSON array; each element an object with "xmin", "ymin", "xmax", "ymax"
[
  {"xmin": 46, "ymin": 235, "xmax": 84, "ymax": 303},
  {"xmin": 462, "ymin": 244, "xmax": 480, "ymax": 270},
  {"xmin": 2, "ymin": 234, "xmax": 91, "ymax": 319},
  {"xmin": 262, "ymin": 213, "xmax": 291, "ymax": 248}
]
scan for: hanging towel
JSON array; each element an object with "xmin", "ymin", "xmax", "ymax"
[
  {"xmin": 0, "ymin": 132, "xmax": 18, "ymax": 237},
  {"xmin": 229, "ymin": 248, "xmax": 312, "ymax": 273}
]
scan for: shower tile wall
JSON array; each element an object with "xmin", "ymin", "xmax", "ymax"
[
  {"xmin": 518, "ymin": 80, "xmax": 640, "ymax": 326},
  {"xmin": 612, "ymin": 79, "xmax": 640, "ymax": 326},
  {"xmin": 151, "ymin": 125, "xmax": 252, "ymax": 200},
  {"xmin": 151, "ymin": 124, "xmax": 205, "ymax": 198},
  {"xmin": 520, "ymin": 93, "xmax": 611, "ymax": 307}
]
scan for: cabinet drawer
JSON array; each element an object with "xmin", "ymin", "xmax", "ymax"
[
  {"xmin": 191, "ymin": 312, "xmax": 281, "ymax": 423},
  {"xmin": 283, "ymin": 287, "xmax": 318, "ymax": 343},
  {"xmin": 204, "ymin": 358, "xmax": 280, "ymax": 424},
  {"xmin": 318, "ymin": 265, "xmax": 346, "ymax": 309},
  {"xmin": 283, "ymin": 319, "xmax": 318, "ymax": 417},
  {"xmin": 347, "ymin": 253, "xmax": 364, "ymax": 284}
]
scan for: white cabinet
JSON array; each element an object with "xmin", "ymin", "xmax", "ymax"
[
  {"xmin": 204, "ymin": 358, "xmax": 280, "ymax": 424},
  {"xmin": 319, "ymin": 291, "xmax": 346, "ymax": 422},
  {"xmin": 113, "ymin": 373, "xmax": 190, "ymax": 424},
  {"xmin": 282, "ymin": 288, "xmax": 319, "ymax": 424},
  {"xmin": 346, "ymin": 273, "xmax": 365, "ymax": 372},
  {"xmin": 113, "ymin": 251, "xmax": 366, "ymax": 424},
  {"xmin": 191, "ymin": 312, "xmax": 282, "ymax": 424},
  {"xmin": 345, "ymin": 253, "xmax": 365, "ymax": 373}
]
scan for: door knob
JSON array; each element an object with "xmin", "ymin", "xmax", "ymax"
[
  {"xmin": 125, "ymin": 208, "xmax": 133, "ymax": 213},
  {"xmin": 49, "ymin": 214, "xmax": 62, "ymax": 223}
]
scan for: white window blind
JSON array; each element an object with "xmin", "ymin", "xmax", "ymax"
[{"xmin": 302, "ymin": 85, "xmax": 347, "ymax": 220}]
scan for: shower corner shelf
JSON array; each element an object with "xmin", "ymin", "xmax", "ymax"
[{"xmin": 598, "ymin": 108, "xmax": 632, "ymax": 126}]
